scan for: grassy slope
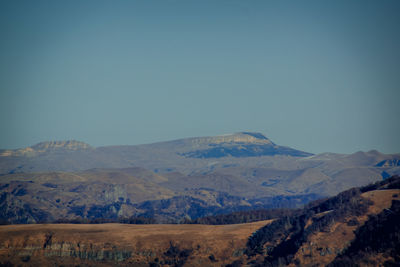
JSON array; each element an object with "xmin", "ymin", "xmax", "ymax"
[
  {"xmin": 242, "ymin": 176, "xmax": 400, "ymax": 267},
  {"xmin": 0, "ymin": 220, "xmax": 271, "ymax": 266}
]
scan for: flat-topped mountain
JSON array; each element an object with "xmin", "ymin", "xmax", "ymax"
[
  {"xmin": 0, "ymin": 140, "xmax": 92, "ymax": 157},
  {"xmin": 31, "ymin": 140, "xmax": 92, "ymax": 151},
  {"xmin": 175, "ymin": 132, "xmax": 312, "ymax": 158},
  {"xmin": 172, "ymin": 132, "xmax": 274, "ymax": 146},
  {"xmin": 0, "ymin": 132, "xmax": 313, "ymax": 174}
]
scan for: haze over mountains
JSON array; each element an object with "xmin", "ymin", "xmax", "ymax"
[
  {"xmin": 0, "ymin": 132, "xmax": 398, "ymax": 176},
  {"xmin": 0, "ymin": 132, "xmax": 313, "ymax": 174},
  {"xmin": 1, "ymin": 132, "xmax": 399, "ymax": 224}
]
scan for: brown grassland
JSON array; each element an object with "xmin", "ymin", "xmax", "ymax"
[{"xmin": 0, "ymin": 220, "xmax": 272, "ymax": 266}]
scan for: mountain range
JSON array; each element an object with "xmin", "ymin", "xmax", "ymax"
[{"xmin": 1, "ymin": 132, "xmax": 399, "ymax": 223}]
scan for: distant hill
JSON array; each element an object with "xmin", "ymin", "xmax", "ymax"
[{"xmin": 0, "ymin": 168, "xmax": 321, "ymax": 224}]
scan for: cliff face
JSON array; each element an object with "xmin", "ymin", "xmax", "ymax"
[
  {"xmin": 0, "ymin": 221, "xmax": 269, "ymax": 266},
  {"xmin": 3, "ymin": 237, "xmax": 132, "ymax": 264},
  {"xmin": 31, "ymin": 140, "xmax": 92, "ymax": 151},
  {"xmin": 183, "ymin": 132, "xmax": 274, "ymax": 146},
  {"xmin": 179, "ymin": 132, "xmax": 312, "ymax": 158},
  {"xmin": 0, "ymin": 140, "xmax": 92, "ymax": 157}
]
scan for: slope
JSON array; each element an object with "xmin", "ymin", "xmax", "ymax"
[
  {"xmin": 0, "ymin": 220, "xmax": 271, "ymax": 267},
  {"xmin": 241, "ymin": 176, "xmax": 400, "ymax": 267}
]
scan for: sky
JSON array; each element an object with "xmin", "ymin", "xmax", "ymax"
[{"xmin": 0, "ymin": 0, "xmax": 399, "ymax": 154}]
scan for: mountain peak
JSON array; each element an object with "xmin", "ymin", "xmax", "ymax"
[
  {"xmin": 181, "ymin": 132, "xmax": 313, "ymax": 159},
  {"xmin": 0, "ymin": 140, "xmax": 92, "ymax": 157},
  {"xmin": 187, "ymin": 132, "xmax": 273, "ymax": 146},
  {"xmin": 239, "ymin": 132, "xmax": 269, "ymax": 140},
  {"xmin": 31, "ymin": 140, "xmax": 92, "ymax": 151}
]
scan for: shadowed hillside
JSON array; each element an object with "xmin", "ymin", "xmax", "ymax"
[{"xmin": 237, "ymin": 176, "xmax": 400, "ymax": 267}]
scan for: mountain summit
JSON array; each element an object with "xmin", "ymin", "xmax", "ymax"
[
  {"xmin": 180, "ymin": 132, "xmax": 312, "ymax": 158},
  {"xmin": 0, "ymin": 140, "xmax": 92, "ymax": 157},
  {"xmin": 182, "ymin": 132, "xmax": 274, "ymax": 146},
  {"xmin": 31, "ymin": 140, "xmax": 92, "ymax": 151}
]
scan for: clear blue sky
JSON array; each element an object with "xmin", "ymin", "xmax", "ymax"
[{"xmin": 1, "ymin": 0, "xmax": 399, "ymax": 154}]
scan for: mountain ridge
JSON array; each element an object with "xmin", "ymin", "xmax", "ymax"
[
  {"xmin": 1, "ymin": 132, "xmax": 273, "ymax": 151},
  {"xmin": 1, "ymin": 132, "xmax": 399, "ymax": 224},
  {"xmin": 0, "ymin": 132, "xmax": 315, "ymax": 175},
  {"xmin": 0, "ymin": 140, "xmax": 92, "ymax": 157}
]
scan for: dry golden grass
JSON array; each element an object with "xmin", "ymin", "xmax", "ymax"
[
  {"xmin": 0, "ymin": 220, "xmax": 272, "ymax": 266},
  {"xmin": 290, "ymin": 189, "xmax": 400, "ymax": 267}
]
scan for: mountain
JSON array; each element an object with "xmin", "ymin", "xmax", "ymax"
[
  {"xmin": 0, "ymin": 140, "xmax": 92, "ymax": 157},
  {"xmin": 0, "ymin": 176, "xmax": 398, "ymax": 267},
  {"xmin": 0, "ymin": 132, "xmax": 313, "ymax": 174},
  {"xmin": 0, "ymin": 132, "xmax": 398, "ymax": 177},
  {"xmin": 1, "ymin": 132, "xmax": 399, "ymax": 224},
  {"xmin": 177, "ymin": 132, "xmax": 312, "ymax": 158}
]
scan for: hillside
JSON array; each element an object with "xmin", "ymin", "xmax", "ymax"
[
  {"xmin": 0, "ymin": 168, "xmax": 320, "ymax": 224},
  {"xmin": 240, "ymin": 176, "xmax": 400, "ymax": 267},
  {"xmin": 0, "ymin": 220, "xmax": 271, "ymax": 267}
]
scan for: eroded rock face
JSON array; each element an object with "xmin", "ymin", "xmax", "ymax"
[
  {"xmin": 181, "ymin": 132, "xmax": 313, "ymax": 158},
  {"xmin": 0, "ymin": 140, "xmax": 92, "ymax": 157},
  {"xmin": 2, "ymin": 233, "xmax": 132, "ymax": 265},
  {"xmin": 185, "ymin": 132, "xmax": 274, "ymax": 146},
  {"xmin": 10, "ymin": 242, "xmax": 131, "ymax": 261},
  {"xmin": 0, "ymin": 221, "xmax": 268, "ymax": 267}
]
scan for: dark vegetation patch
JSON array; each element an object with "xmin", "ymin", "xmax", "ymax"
[
  {"xmin": 250, "ymin": 194, "xmax": 322, "ymax": 209},
  {"xmin": 11, "ymin": 188, "xmax": 27, "ymax": 196},
  {"xmin": 42, "ymin": 183, "xmax": 58, "ymax": 188},
  {"xmin": 0, "ymin": 193, "xmax": 51, "ymax": 224},
  {"xmin": 68, "ymin": 205, "xmax": 86, "ymax": 217},
  {"xmin": 0, "ymin": 184, "xmax": 9, "ymax": 190},
  {"xmin": 148, "ymin": 242, "xmax": 193, "ymax": 267},
  {"xmin": 328, "ymin": 199, "xmax": 400, "ymax": 266},
  {"xmin": 86, "ymin": 202, "xmax": 122, "ymax": 219},
  {"xmin": 69, "ymin": 184, "xmax": 86, "ymax": 193},
  {"xmin": 187, "ymin": 209, "xmax": 299, "ymax": 225},
  {"xmin": 185, "ymin": 194, "xmax": 321, "ymax": 225}
]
